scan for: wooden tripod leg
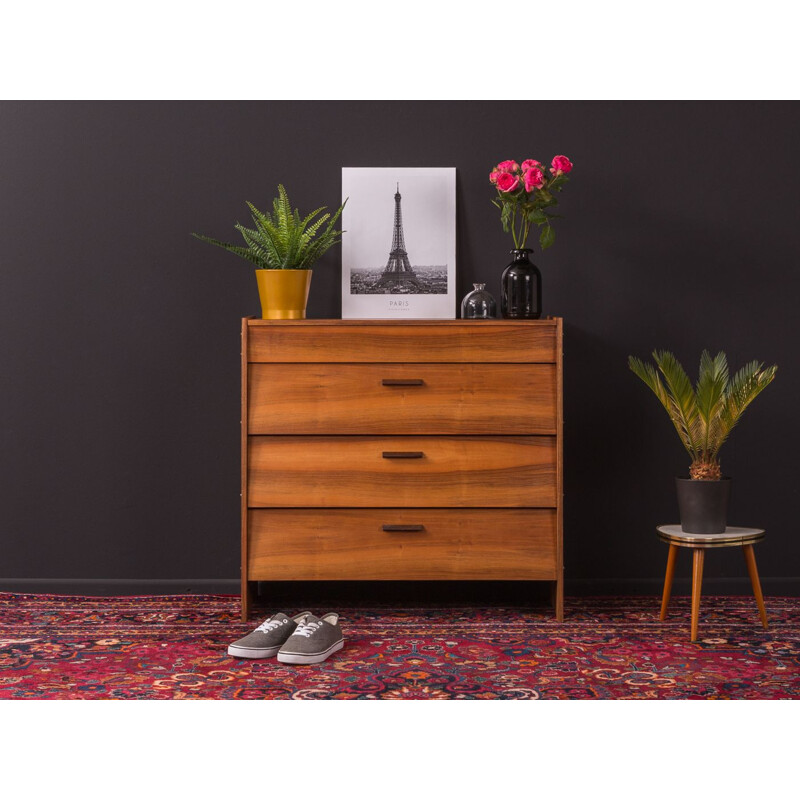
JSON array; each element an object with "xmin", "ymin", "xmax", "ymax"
[
  {"xmin": 690, "ymin": 548, "xmax": 704, "ymax": 642},
  {"xmin": 660, "ymin": 543, "xmax": 679, "ymax": 621},
  {"xmin": 743, "ymin": 544, "xmax": 769, "ymax": 630}
]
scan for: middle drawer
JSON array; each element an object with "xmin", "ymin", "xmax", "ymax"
[
  {"xmin": 247, "ymin": 435, "xmax": 557, "ymax": 507},
  {"xmin": 248, "ymin": 363, "xmax": 556, "ymax": 435}
]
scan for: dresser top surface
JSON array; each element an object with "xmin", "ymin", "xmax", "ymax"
[{"xmin": 245, "ymin": 318, "xmax": 562, "ymax": 327}]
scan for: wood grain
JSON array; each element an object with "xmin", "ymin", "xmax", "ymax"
[
  {"xmin": 247, "ymin": 319, "xmax": 558, "ymax": 363},
  {"xmin": 554, "ymin": 316, "xmax": 564, "ymax": 620},
  {"xmin": 247, "ymin": 435, "xmax": 557, "ymax": 508},
  {"xmin": 743, "ymin": 544, "xmax": 769, "ymax": 630},
  {"xmin": 248, "ymin": 363, "xmax": 557, "ymax": 435},
  {"xmin": 691, "ymin": 548, "xmax": 704, "ymax": 641},
  {"xmin": 240, "ymin": 317, "xmax": 565, "ymax": 619},
  {"xmin": 248, "ymin": 508, "xmax": 558, "ymax": 580},
  {"xmin": 240, "ymin": 316, "xmax": 252, "ymax": 621},
  {"xmin": 660, "ymin": 543, "xmax": 679, "ymax": 621}
]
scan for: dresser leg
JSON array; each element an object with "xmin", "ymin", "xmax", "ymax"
[
  {"xmin": 241, "ymin": 580, "xmax": 254, "ymax": 622},
  {"xmin": 551, "ymin": 577, "xmax": 564, "ymax": 622}
]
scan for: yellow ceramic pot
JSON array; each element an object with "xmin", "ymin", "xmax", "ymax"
[{"xmin": 254, "ymin": 269, "xmax": 312, "ymax": 319}]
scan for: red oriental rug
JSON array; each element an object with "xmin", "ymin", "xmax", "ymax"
[{"xmin": 0, "ymin": 593, "xmax": 797, "ymax": 699}]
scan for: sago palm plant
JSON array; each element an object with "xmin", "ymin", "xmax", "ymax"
[
  {"xmin": 628, "ymin": 350, "xmax": 777, "ymax": 480},
  {"xmin": 192, "ymin": 184, "xmax": 345, "ymax": 269}
]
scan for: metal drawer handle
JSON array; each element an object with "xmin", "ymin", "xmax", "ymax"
[
  {"xmin": 382, "ymin": 451, "xmax": 424, "ymax": 459},
  {"xmin": 381, "ymin": 379, "xmax": 424, "ymax": 386},
  {"xmin": 382, "ymin": 524, "xmax": 425, "ymax": 533}
]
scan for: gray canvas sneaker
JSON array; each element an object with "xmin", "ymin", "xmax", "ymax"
[
  {"xmin": 227, "ymin": 611, "xmax": 310, "ymax": 659},
  {"xmin": 276, "ymin": 612, "xmax": 344, "ymax": 664}
]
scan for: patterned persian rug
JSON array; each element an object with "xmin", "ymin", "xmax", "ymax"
[{"xmin": 1, "ymin": 593, "xmax": 797, "ymax": 699}]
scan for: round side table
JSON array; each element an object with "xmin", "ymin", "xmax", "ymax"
[{"xmin": 656, "ymin": 525, "xmax": 769, "ymax": 642}]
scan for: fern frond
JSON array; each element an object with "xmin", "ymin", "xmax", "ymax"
[
  {"xmin": 246, "ymin": 201, "xmax": 272, "ymax": 227},
  {"xmin": 300, "ymin": 206, "xmax": 327, "ymax": 228},
  {"xmin": 235, "ymin": 224, "xmax": 279, "ymax": 266},
  {"xmin": 193, "ymin": 186, "xmax": 345, "ymax": 270},
  {"xmin": 191, "ymin": 233, "xmax": 267, "ymax": 268},
  {"xmin": 299, "ymin": 211, "xmax": 332, "ymax": 247},
  {"xmin": 253, "ymin": 211, "xmax": 289, "ymax": 256},
  {"xmin": 297, "ymin": 200, "xmax": 346, "ymax": 267},
  {"xmin": 276, "ymin": 184, "xmax": 293, "ymax": 230}
]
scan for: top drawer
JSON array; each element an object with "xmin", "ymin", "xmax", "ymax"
[{"xmin": 246, "ymin": 320, "xmax": 559, "ymax": 363}]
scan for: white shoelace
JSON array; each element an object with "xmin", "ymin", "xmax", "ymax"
[
  {"xmin": 256, "ymin": 617, "xmax": 287, "ymax": 633},
  {"xmin": 294, "ymin": 621, "xmax": 322, "ymax": 638}
]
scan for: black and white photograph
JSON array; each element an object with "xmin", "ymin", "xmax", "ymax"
[{"xmin": 341, "ymin": 167, "xmax": 456, "ymax": 318}]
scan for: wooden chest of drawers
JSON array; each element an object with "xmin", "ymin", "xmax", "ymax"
[{"xmin": 240, "ymin": 318, "xmax": 563, "ymax": 621}]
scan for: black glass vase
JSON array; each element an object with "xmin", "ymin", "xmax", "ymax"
[{"xmin": 500, "ymin": 248, "xmax": 542, "ymax": 319}]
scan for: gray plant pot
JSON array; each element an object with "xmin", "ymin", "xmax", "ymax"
[{"xmin": 675, "ymin": 477, "xmax": 731, "ymax": 534}]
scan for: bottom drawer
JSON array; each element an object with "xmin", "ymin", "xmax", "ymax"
[{"xmin": 247, "ymin": 509, "xmax": 557, "ymax": 580}]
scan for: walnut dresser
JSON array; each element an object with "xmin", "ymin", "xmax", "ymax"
[{"xmin": 240, "ymin": 318, "xmax": 563, "ymax": 622}]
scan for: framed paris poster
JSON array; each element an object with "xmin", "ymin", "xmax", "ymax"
[{"xmin": 341, "ymin": 167, "xmax": 456, "ymax": 319}]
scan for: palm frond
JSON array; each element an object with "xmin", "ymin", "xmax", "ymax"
[
  {"xmin": 653, "ymin": 350, "xmax": 702, "ymax": 457},
  {"xmin": 628, "ymin": 356, "xmax": 695, "ymax": 457},
  {"xmin": 713, "ymin": 361, "xmax": 777, "ymax": 457},
  {"xmin": 629, "ymin": 349, "xmax": 777, "ymax": 471},
  {"xmin": 695, "ymin": 350, "xmax": 729, "ymax": 454}
]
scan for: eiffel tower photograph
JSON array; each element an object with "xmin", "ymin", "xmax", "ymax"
[
  {"xmin": 341, "ymin": 168, "xmax": 456, "ymax": 317},
  {"xmin": 371, "ymin": 183, "xmax": 424, "ymax": 291},
  {"xmin": 348, "ymin": 182, "xmax": 448, "ymax": 295}
]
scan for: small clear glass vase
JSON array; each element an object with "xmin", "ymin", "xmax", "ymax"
[{"xmin": 460, "ymin": 283, "xmax": 497, "ymax": 319}]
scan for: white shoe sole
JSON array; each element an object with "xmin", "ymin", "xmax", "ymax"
[
  {"xmin": 276, "ymin": 639, "xmax": 344, "ymax": 665},
  {"xmin": 227, "ymin": 644, "xmax": 281, "ymax": 659}
]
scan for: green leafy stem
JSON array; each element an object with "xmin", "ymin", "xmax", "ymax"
[{"xmin": 492, "ymin": 173, "xmax": 569, "ymax": 251}]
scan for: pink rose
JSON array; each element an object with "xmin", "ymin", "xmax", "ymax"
[
  {"xmin": 550, "ymin": 155, "xmax": 573, "ymax": 175},
  {"xmin": 523, "ymin": 167, "xmax": 546, "ymax": 192},
  {"xmin": 489, "ymin": 170, "xmax": 501, "ymax": 184},
  {"xmin": 496, "ymin": 172, "xmax": 520, "ymax": 192},
  {"xmin": 521, "ymin": 159, "xmax": 541, "ymax": 171},
  {"xmin": 496, "ymin": 160, "xmax": 520, "ymax": 173}
]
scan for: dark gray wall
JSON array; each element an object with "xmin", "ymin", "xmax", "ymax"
[{"xmin": 2, "ymin": 101, "xmax": 798, "ymax": 596}]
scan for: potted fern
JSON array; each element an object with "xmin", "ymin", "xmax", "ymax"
[
  {"xmin": 628, "ymin": 350, "xmax": 777, "ymax": 533},
  {"xmin": 193, "ymin": 185, "xmax": 345, "ymax": 319}
]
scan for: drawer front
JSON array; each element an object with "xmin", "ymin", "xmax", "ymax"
[
  {"xmin": 248, "ymin": 509, "xmax": 557, "ymax": 580},
  {"xmin": 247, "ymin": 321, "xmax": 557, "ymax": 363},
  {"xmin": 247, "ymin": 436, "xmax": 557, "ymax": 508},
  {"xmin": 248, "ymin": 363, "xmax": 557, "ymax": 435}
]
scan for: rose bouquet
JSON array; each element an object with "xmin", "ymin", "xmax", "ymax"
[{"xmin": 490, "ymin": 156, "xmax": 574, "ymax": 250}]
